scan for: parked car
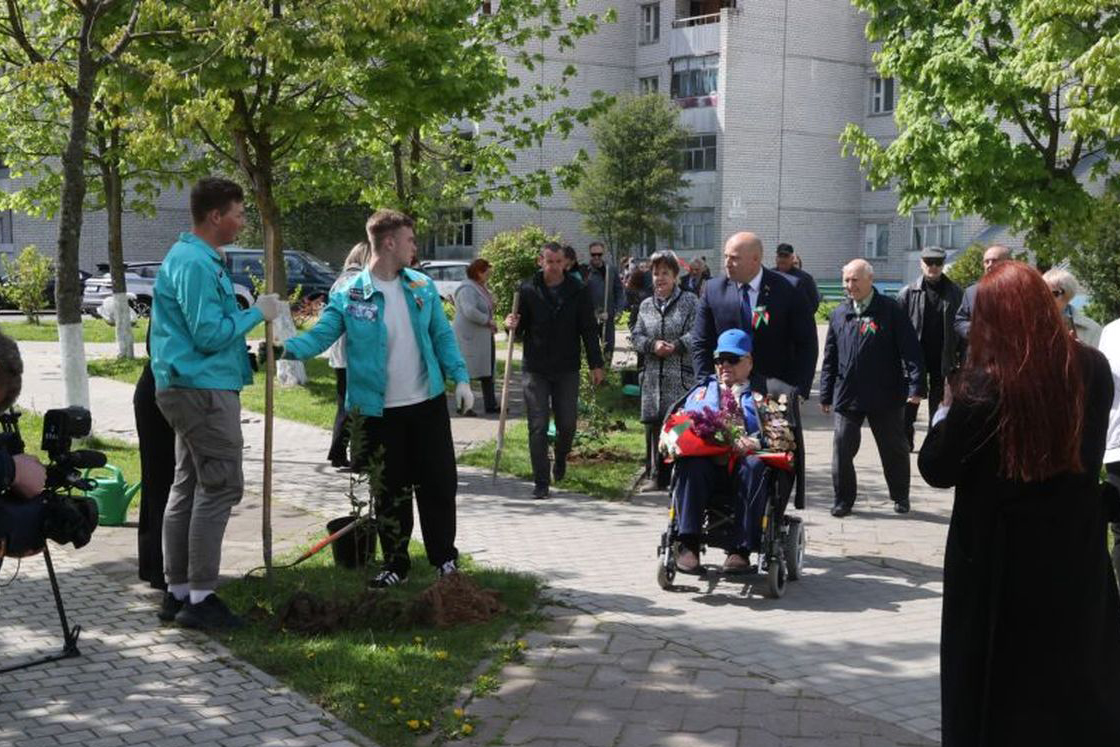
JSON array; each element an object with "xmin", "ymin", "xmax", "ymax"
[
  {"xmin": 420, "ymin": 260, "xmax": 470, "ymax": 302},
  {"xmin": 0, "ymin": 264, "xmax": 90, "ymax": 311},
  {"xmin": 81, "ymin": 261, "xmax": 254, "ymax": 317},
  {"xmin": 222, "ymin": 248, "xmax": 337, "ymax": 302}
]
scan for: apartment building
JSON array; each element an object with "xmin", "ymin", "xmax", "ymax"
[{"xmin": 1, "ymin": 1, "xmax": 1020, "ymax": 281}]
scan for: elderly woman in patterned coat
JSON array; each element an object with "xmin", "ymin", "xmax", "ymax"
[{"xmin": 631, "ymin": 250, "xmax": 700, "ymax": 490}]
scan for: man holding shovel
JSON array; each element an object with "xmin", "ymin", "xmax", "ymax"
[
  {"xmin": 583, "ymin": 241, "xmax": 624, "ymax": 367},
  {"xmin": 505, "ymin": 242, "xmax": 604, "ymax": 500}
]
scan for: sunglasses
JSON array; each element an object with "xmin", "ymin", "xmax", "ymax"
[
  {"xmin": 715, "ymin": 354, "xmax": 743, "ymax": 366},
  {"xmin": 923, "ymin": 258, "xmax": 944, "ymax": 266},
  {"xmin": 1051, "ymin": 288, "xmax": 1064, "ymax": 298},
  {"xmin": 590, "ymin": 253, "xmax": 603, "ymax": 258}
]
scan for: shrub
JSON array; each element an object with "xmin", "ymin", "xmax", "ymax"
[
  {"xmin": 945, "ymin": 243, "xmax": 985, "ymax": 289},
  {"xmin": 1068, "ymin": 193, "xmax": 1120, "ymax": 324},
  {"xmin": 479, "ymin": 225, "xmax": 557, "ymax": 320},
  {"xmin": 0, "ymin": 246, "xmax": 53, "ymax": 324}
]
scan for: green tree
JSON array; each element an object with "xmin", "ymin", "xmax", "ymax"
[
  {"xmin": 0, "ymin": 0, "xmax": 155, "ymax": 405},
  {"xmin": 840, "ymin": 1, "xmax": 1120, "ymax": 263},
  {"xmin": 1066, "ymin": 192, "xmax": 1120, "ymax": 323},
  {"xmin": 945, "ymin": 244, "xmax": 986, "ymax": 289},
  {"xmin": 480, "ymin": 225, "xmax": 557, "ymax": 320},
  {"xmin": 572, "ymin": 94, "xmax": 689, "ymax": 258},
  {"xmin": 0, "ymin": 246, "xmax": 53, "ymax": 324}
]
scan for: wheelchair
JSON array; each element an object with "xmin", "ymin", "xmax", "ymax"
[{"xmin": 655, "ymin": 379, "xmax": 807, "ymax": 598}]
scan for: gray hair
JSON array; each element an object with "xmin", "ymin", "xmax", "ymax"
[
  {"xmin": 1042, "ymin": 267, "xmax": 1080, "ymax": 300},
  {"xmin": 344, "ymin": 241, "xmax": 371, "ymax": 270},
  {"xmin": 649, "ymin": 250, "xmax": 680, "ymax": 277}
]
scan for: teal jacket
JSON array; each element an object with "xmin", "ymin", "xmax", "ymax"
[
  {"xmin": 283, "ymin": 267, "xmax": 468, "ymax": 416},
  {"xmin": 150, "ymin": 233, "xmax": 263, "ymax": 391}
]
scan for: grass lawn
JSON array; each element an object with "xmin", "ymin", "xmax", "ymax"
[
  {"xmin": 460, "ymin": 375, "xmax": 646, "ymax": 500},
  {"xmin": 0, "ymin": 317, "xmax": 150, "ymax": 343},
  {"xmin": 219, "ymin": 546, "xmax": 541, "ymax": 747}
]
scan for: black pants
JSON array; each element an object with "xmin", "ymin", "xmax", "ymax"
[
  {"xmin": 133, "ymin": 363, "xmax": 176, "ymax": 590},
  {"xmin": 477, "ymin": 336, "xmax": 498, "ymax": 411},
  {"xmin": 328, "ymin": 367, "xmax": 350, "ymax": 467},
  {"xmin": 905, "ymin": 362, "xmax": 944, "ymax": 449},
  {"xmin": 523, "ymin": 370, "xmax": 579, "ymax": 490},
  {"xmin": 1109, "ymin": 462, "xmax": 1120, "ymax": 587},
  {"xmin": 352, "ymin": 395, "xmax": 458, "ymax": 576},
  {"xmin": 644, "ymin": 423, "xmax": 672, "ymax": 489},
  {"xmin": 832, "ymin": 406, "xmax": 910, "ymax": 508}
]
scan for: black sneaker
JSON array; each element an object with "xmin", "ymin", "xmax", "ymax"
[
  {"xmin": 552, "ymin": 458, "xmax": 567, "ymax": 483},
  {"xmin": 158, "ymin": 592, "xmax": 185, "ymax": 622},
  {"xmin": 174, "ymin": 594, "xmax": 245, "ymax": 630},
  {"xmin": 831, "ymin": 503, "xmax": 853, "ymax": 518},
  {"xmin": 893, "ymin": 498, "xmax": 911, "ymax": 514},
  {"xmin": 531, "ymin": 485, "xmax": 550, "ymax": 500},
  {"xmin": 368, "ymin": 569, "xmax": 407, "ymax": 589}
]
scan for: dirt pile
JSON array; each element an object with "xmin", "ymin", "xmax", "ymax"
[{"xmin": 268, "ymin": 573, "xmax": 506, "ymax": 635}]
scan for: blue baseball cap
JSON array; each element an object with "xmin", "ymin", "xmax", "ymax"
[{"xmin": 714, "ymin": 329, "xmax": 752, "ymax": 357}]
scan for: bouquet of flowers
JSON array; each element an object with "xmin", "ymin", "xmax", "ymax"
[{"xmin": 660, "ymin": 386, "xmax": 756, "ymax": 462}]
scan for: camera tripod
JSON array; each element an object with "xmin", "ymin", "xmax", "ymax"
[{"xmin": 0, "ymin": 541, "xmax": 82, "ymax": 674}]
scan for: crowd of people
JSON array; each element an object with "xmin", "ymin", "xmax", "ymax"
[{"xmin": 2, "ymin": 174, "xmax": 1118, "ymax": 742}]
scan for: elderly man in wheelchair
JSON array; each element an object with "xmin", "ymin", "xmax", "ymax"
[{"xmin": 657, "ymin": 328, "xmax": 805, "ymax": 595}]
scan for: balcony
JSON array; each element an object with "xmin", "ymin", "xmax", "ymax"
[
  {"xmin": 668, "ymin": 14, "xmax": 721, "ymax": 59},
  {"xmin": 671, "ymin": 13, "xmax": 720, "ymax": 29}
]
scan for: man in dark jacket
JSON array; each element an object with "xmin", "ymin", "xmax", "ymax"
[
  {"xmin": 692, "ymin": 232, "xmax": 818, "ymax": 399},
  {"xmin": 582, "ymin": 241, "xmax": 625, "ymax": 366},
  {"xmin": 774, "ymin": 242, "xmax": 820, "ymax": 314},
  {"xmin": 953, "ymin": 243, "xmax": 1011, "ymax": 348},
  {"xmin": 897, "ymin": 246, "xmax": 963, "ymax": 450},
  {"xmin": 505, "ymin": 242, "xmax": 604, "ymax": 499},
  {"xmin": 821, "ymin": 259, "xmax": 924, "ymax": 517}
]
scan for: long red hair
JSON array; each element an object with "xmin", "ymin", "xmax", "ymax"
[{"xmin": 961, "ymin": 261, "xmax": 1084, "ymax": 481}]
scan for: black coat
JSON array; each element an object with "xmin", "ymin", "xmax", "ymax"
[
  {"xmin": 918, "ymin": 346, "xmax": 1120, "ymax": 746},
  {"xmin": 779, "ymin": 267, "xmax": 821, "ymax": 314},
  {"xmin": 692, "ymin": 269, "xmax": 818, "ymax": 398},
  {"xmin": 953, "ymin": 283, "xmax": 978, "ymax": 343},
  {"xmin": 513, "ymin": 272, "xmax": 604, "ymax": 375},
  {"xmin": 819, "ymin": 291, "xmax": 924, "ymax": 412},
  {"xmin": 897, "ymin": 275, "xmax": 964, "ymax": 375}
]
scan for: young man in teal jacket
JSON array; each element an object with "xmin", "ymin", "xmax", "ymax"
[
  {"xmin": 151, "ymin": 177, "xmax": 283, "ymax": 629},
  {"xmin": 276, "ymin": 209, "xmax": 472, "ymax": 588}
]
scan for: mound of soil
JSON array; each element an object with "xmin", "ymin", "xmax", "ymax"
[{"xmin": 269, "ymin": 573, "xmax": 505, "ymax": 635}]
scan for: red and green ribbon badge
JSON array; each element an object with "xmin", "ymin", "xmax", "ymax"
[
  {"xmin": 860, "ymin": 318, "xmax": 879, "ymax": 337},
  {"xmin": 752, "ymin": 305, "xmax": 770, "ymax": 330}
]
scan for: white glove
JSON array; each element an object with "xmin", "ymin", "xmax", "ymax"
[
  {"xmin": 455, "ymin": 381, "xmax": 475, "ymax": 413},
  {"xmin": 253, "ymin": 293, "xmax": 283, "ymax": 322}
]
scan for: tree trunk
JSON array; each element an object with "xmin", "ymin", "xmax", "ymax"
[
  {"xmin": 55, "ymin": 46, "xmax": 97, "ymax": 410},
  {"xmin": 102, "ymin": 126, "xmax": 134, "ymax": 359}
]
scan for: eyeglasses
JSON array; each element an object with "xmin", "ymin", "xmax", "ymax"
[
  {"xmin": 715, "ymin": 354, "xmax": 743, "ymax": 366},
  {"xmin": 1051, "ymin": 289, "xmax": 1063, "ymax": 298},
  {"xmin": 922, "ymin": 258, "xmax": 944, "ymax": 267},
  {"xmin": 590, "ymin": 253, "xmax": 603, "ymax": 258}
]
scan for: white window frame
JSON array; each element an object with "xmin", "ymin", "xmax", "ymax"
[
  {"xmin": 670, "ymin": 54, "xmax": 719, "ymax": 100},
  {"xmin": 869, "ymin": 76, "xmax": 895, "ymax": 115},
  {"xmin": 681, "ymin": 133, "xmax": 716, "ymax": 171},
  {"xmin": 676, "ymin": 209, "xmax": 715, "ymax": 252},
  {"xmin": 864, "ymin": 223, "xmax": 889, "ymax": 259},
  {"xmin": 0, "ymin": 209, "xmax": 13, "ymax": 247},
  {"xmin": 640, "ymin": 3, "xmax": 660, "ymax": 45},
  {"xmin": 910, "ymin": 209, "xmax": 962, "ymax": 251},
  {"xmin": 429, "ymin": 208, "xmax": 474, "ymax": 250},
  {"xmin": 638, "ymin": 75, "xmax": 659, "ymax": 94}
]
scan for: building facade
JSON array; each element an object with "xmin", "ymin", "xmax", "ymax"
[{"xmin": 1, "ymin": 1, "xmax": 1023, "ymax": 282}]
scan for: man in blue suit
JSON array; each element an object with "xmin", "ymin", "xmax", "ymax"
[{"xmin": 692, "ymin": 232, "xmax": 818, "ymax": 399}]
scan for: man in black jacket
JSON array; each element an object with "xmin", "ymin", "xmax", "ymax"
[
  {"xmin": 897, "ymin": 246, "xmax": 964, "ymax": 450},
  {"xmin": 821, "ymin": 259, "xmax": 924, "ymax": 517},
  {"xmin": 505, "ymin": 242, "xmax": 604, "ymax": 499},
  {"xmin": 953, "ymin": 243, "xmax": 1011, "ymax": 349},
  {"xmin": 774, "ymin": 242, "xmax": 820, "ymax": 314},
  {"xmin": 692, "ymin": 232, "xmax": 817, "ymax": 398}
]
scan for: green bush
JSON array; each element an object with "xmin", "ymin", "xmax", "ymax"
[
  {"xmin": 815, "ymin": 300, "xmax": 840, "ymax": 323},
  {"xmin": 1068, "ymin": 193, "xmax": 1120, "ymax": 324},
  {"xmin": 945, "ymin": 243, "xmax": 985, "ymax": 288},
  {"xmin": 480, "ymin": 225, "xmax": 556, "ymax": 320},
  {"xmin": 442, "ymin": 297, "xmax": 455, "ymax": 322},
  {"xmin": 0, "ymin": 246, "xmax": 53, "ymax": 324}
]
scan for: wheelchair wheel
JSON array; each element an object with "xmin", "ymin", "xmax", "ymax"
[
  {"xmin": 656, "ymin": 545, "xmax": 677, "ymax": 590},
  {"xmin": 784, "ymin": 517, "xmax": 806, "ymax": 581},
  {"xmin": 766, "ymin": 555, "xmax": 787, "ymax": 598}
]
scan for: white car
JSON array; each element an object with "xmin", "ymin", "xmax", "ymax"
[
  {"xmin": 420, "ymin": 260, "xmax": 470, "ymax": 302},
  {"xmin": 82, "ymin": 261, "xmax": 255, "ymax": 317}
]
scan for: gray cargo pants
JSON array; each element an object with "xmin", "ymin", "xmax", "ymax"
[{"xmin": 156, "ymin": 387, "xmax": 244, "ymax": 591}]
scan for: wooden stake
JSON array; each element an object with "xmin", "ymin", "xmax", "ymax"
[{"xmin": 493, "ymin": 292, "xmax": 520, "ymax": 481}]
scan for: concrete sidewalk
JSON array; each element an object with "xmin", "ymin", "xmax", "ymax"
[{"xmin": 4, "ymin": 337, "xmax": 947, "ymax": 746}]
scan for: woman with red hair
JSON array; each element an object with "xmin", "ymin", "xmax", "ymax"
[{"xmin": 919, "ymin": 261, "xmax": 1120, "ymax": 745}]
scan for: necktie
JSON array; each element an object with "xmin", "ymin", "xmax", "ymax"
[{"xmin": 741, "ymin": 285, "xmax": 752, "ymax": 329}]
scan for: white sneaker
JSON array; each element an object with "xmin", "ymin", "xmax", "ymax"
[{"xmin": 437, "ymin": 559, "xmax": 458, "ymax": 578}]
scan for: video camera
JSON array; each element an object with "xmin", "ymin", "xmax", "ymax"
[{"xmin": 0, "ymin": 406, "xmax": 104, "ymax": 555}]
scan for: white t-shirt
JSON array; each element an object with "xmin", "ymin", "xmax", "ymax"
[{"xmin": 369, "ymin": 275, "xmax": 429, "ymax": 408}]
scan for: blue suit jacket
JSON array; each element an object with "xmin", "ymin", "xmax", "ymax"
[{"xmin": 691, "ymin": 268, "xmax": 819, "ymax": 398}]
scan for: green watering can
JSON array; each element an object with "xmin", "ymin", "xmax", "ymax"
[{"xmin": 82, "ymin": 465, "xmax": 141, "ymax": 526}]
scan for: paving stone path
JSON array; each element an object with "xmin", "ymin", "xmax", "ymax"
[{"xmin": 3, "ymin": 337, "xmax": 946, "ymax": 746}]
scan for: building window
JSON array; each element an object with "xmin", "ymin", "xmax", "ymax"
[
  {"xmin": 640, "ymin": 4, "xmax": 660, "ymax": 44},
  {"xmin": 0, "ymin": 209, "xmax": 12, "ymax": 247},
  {"xmin": 676, "ymin": 209, "xmax": 715, "ymax": 251},
  {"xmin": 670, "ymin": 55, "xmax": 719, "ymax": 100},
  {"xmin": 864, "ymin": 223, "xmax": 889, "ymax": 259},
  {"xmin": 428, "ymin": 209, "xmax": 474, "ymax": 249},
  {"xmin": 681, "ymin": 134, "xmax": 716, "ymax": 171},
  {"xmin": 639, "ymin": 75, "xmax": 659, "ymax": 94},
  {"xmin": 480, "ymin": 1, "xmax": 493, "ymax": 15},
  {"xmin": 911, "ymin": 209, "xmax": 962, "ymax": 251},
  {"xmin": 870, "ymin": 76, "xmax": 894, "ymax": 114}
]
